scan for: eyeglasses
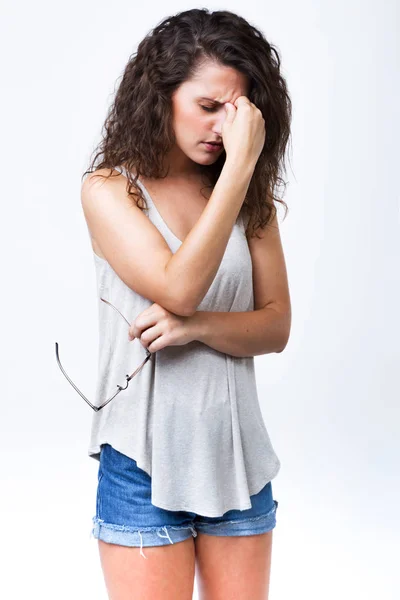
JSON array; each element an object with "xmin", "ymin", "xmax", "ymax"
[{"xmin": 55, "ymin": 297, "xmax": 153, "ymax": 412}]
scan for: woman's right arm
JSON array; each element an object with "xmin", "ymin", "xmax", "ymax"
[
  {"xmin": 164, "ymin": 158, "xmax": 255, "ymax": 315},
  {"xmin": 81, "ymin": 98, "xmax": 265, "ymax": 317}
]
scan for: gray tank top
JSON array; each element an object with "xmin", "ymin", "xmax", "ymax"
[{"xmin": 88, "ymin": 164, "xmax": 281, "ymax": 517}]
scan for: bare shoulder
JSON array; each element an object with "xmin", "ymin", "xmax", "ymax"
[
  {"xmin": 81, "ymin": 167, "xmax": 135, "ymax": 200},
  {"xmin": 79, "ymin": 166, "xmax": 188, "ymax": 315},
  {"xmin": 81, "ymin": 167, "xmax": 140, "ymax": 233},
  {"xmin": 81, "ymin": 168, "xmax": 135, "ymax": 257}
]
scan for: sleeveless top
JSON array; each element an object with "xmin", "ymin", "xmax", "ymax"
[{"xmin": 87, "ymin": 164, "xmax": 281, "ymax": 517}]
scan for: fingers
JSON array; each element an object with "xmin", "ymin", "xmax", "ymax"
[{"xmin": 234, "ymin": 95, "xmax": 255, "ymax": 108}]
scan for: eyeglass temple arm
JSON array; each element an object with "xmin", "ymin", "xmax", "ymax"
[
  {"xmin": 55, "ymin": 297, "xmax": 152, "ymax": 412},
  {"xmin": 55, "ymin": 342, "xmax": 152, "ymax": 412},
  {"xmin": 55, "ymin": 341, "xmax": 102, "ymax": 410},
  {"xmin": 99, "ymin": 297, "xmax": 131, "ymax": 326}
]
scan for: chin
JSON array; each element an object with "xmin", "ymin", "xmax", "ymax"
[{"xmin": 195, "ymin": 150, "xmax": 221, "ymax": 164}]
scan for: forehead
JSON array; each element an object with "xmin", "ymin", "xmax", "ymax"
[{"xmin": 181, "ymin": 62, "xmax": 250, "ymax": 100}]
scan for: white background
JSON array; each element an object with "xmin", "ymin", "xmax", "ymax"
[{"xmin": 2, "ymin": 1, "xmax": 399, "ymax": 598}]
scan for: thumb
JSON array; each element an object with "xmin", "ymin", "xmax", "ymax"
[{"xmin": 224, "ymin": 102, "xmax": 235, "ymax": 122}]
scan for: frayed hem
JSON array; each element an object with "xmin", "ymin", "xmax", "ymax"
[{"xmin": 90, "ymin": 516, "xmax": 197, "ymax": 559}]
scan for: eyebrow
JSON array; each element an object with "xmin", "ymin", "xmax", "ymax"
[{"xmin": 196, "ymin": 96, "xmax": 224, "ymax": 105}]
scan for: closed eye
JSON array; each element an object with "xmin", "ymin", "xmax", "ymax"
[{"xmin": 200, "ymin": 105, "xmax": 217, "ymax": 112}]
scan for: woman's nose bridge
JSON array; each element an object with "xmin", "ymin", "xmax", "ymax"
[{"xmin": 212, "ymin": 108, "xmax": 226, "ymax": 134}]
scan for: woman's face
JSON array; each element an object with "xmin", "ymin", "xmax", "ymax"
[{"xmin": 168, "ymin": 61, "xmax": 250, "ymax": 176}]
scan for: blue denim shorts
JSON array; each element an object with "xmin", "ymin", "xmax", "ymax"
[{"xmin": 91, "ymin": 443, "xmax": 279, "ymax": 558}]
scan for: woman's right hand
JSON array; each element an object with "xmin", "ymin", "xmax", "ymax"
[{"xmin": 221, "ymin": 96, "xmax": 266, "ymax": 168}]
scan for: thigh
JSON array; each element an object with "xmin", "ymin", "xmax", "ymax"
[
  {"xmin": 193, "ymin": 479, "xmax": 279, "ymax": 600},
  {"xmin": 194, "ymin": 529, "xmax": 273, "ymax": 600},
  {"xmin": 98, "ymin": 537, "xmax": 196, "ymax": 600},
  {"xmin": 91, "ymin": 443, "xmax": 198, "ymax": 549},
  {"xmin": 91, "ymin": 444, "xmax": 198, "ymax": 599}
]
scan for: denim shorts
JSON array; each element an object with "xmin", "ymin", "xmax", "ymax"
[{"xmin": 91, "ymin": 443, "xmax": 279, "ymax": 559}]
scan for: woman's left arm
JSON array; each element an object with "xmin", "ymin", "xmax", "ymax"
[
  {"xmin": 189, "ymin": 306, "xmax": 289, "ymax": 358},
  {"xmin": 189, "ymin": 210, "xmax": 292, "ymax": 358}
]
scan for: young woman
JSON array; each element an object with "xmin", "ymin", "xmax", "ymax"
[{"xmin": 81, "ymin": 8, "xmax": 292, "ymax": 600}]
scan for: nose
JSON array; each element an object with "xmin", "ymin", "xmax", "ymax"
[{"xmin": 211, "ymin": 111, "xmax": 225, "ymax": 140}]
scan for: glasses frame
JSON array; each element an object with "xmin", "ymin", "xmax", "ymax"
[{"xmin": 55, "ymin": 297, "xmax": 153, "ymax": 412}]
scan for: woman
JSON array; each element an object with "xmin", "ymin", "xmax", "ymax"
[{"xmin": 82, "ymin": 8, "xmax": 292, "ymax": 600}]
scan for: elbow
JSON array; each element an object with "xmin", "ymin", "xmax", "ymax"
[
  {"xmin": 182, "ymin": 306, "xmax": 198, "ymax": 317},
  {"xmin": 163, "ymin": 264, "xmax": 198, "ymax": 317},
  {"xmin": 276, "ymin": 330, "xmax": 291, "ymax": 353},
  {"xmin": 170, "ymin": 287, "xmax": 199, "ymax": 317},
  {"xmin": 175, "ymin": 301, "xmax": 198, "ymax": 317},
  {"xmin": 276, "ymin": 308, "xmax": 291, "ymax": 353},
  {"xmin": 177, "ymin": 292, "xmax": 201, "ymax": 317},
  {"xmin": 276, "ymin": 341, "xmax": 287, "ymax": 353},
  {"xmin": 168, "ymin": 294, "xmax": 197, "ymax": 317}
]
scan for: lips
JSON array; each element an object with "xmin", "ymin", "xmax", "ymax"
[{"xmin": 202, "ymin": 142, "xmax": 223, "ymax": 152}]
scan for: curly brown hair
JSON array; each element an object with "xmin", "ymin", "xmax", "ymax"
[{"xmin": 83, "ymin": 8, "xmax": 292, "ymax": 238}]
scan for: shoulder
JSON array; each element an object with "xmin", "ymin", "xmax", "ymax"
[
  {"xmin": 81, "ymin": 166, "xmax": 143, "ymax": 210},
  {"xmin": 81, "ymin": 167, "xmax": 144, "ymax": 242},
  {"xmin": 82, "ymin": 167, "xmax": 124, "ymax": 196}
]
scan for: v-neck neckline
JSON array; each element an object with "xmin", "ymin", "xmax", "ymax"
[
  {"xmin": 117, "ymin": 165, "xmax": 241, "ymax": 246},
  {"xmin": 118, "ymin": 165, "xmax": 185, "ymax": 245},
  {"xmin": 138, "ymin": 179, "xmax": 184, "ymax": 246}
]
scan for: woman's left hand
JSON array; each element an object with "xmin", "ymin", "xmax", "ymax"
[{"xmin": 128, "ymin": 303, "xmax": 197, "ymax": 353}]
